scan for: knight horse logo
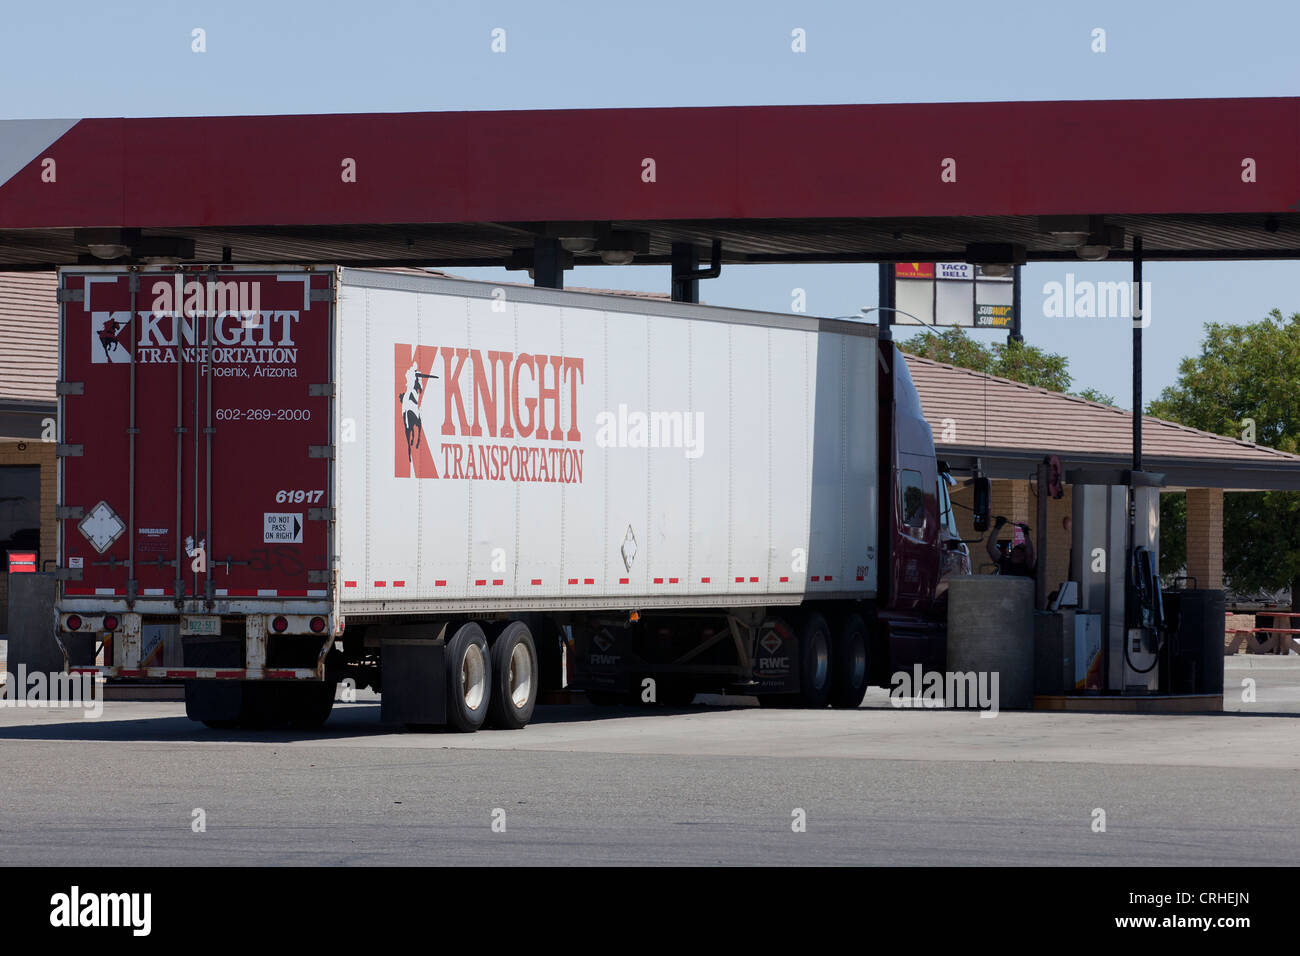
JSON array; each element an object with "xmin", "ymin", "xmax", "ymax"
[
  {"xmin": 399, "ymin": 359, "xmax": 437, "ymax": 465},
  {"xmin": 91, "ymin": 312, "xmax": 131, "ymax": 363}
]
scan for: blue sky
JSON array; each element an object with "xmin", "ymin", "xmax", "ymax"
[{"xmin": 3, "ymin": 0, "xmax": 1298, "ymax": 406}]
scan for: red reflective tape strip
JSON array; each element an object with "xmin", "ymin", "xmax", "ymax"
[
  {"xmin": 700, "ymin": 576, "xmax": 710, "ymax": 583},
  {"xmin": 734, "ymin": 576, "xmax": 744, "ymax": 583},
  {"xmin": 264, "ymin": 669, "xmax": 299, "ymax": 679},
  {"xmin": 654, "ymin": 577, "xmax": 664, "ymax": 584},
  {"xmin": 344, "ymin": 580, "xmax": 357, "ymax": 588},
  {"xmin": 226, "ymin": 588, "xmax": 259, "ymax": 596},
  {"xmin": 64, "ymin": 587, "xmax": 93, "ymax": 595},
  {"xmin": 780, "ymin": 576, "xmax": 790, "ymax": 583},
  {"xmin": 857, "ymin": 575, "xmax": 865, "ymax": 581},
  {"xmin": 167, "ymin": 670, "xmax": 197, "ymax": 679},
  {"xmin": 812, "ymin": 576, "xmax": 820, "ymax": 582},
  {"xmin": 669, "ymin": 577, "xmax": 679, "ymax": 584},
  {"xmin": 392, "ymin": 581, "xmax": 405, "ymax": 587},
  {"xmin": 531, "ymin": 578, "xmax": 542, "ymax": 585},
  {"xmin": 118, "ymin": 669, "xmax": 143, "ymax": 677},
  {"xmin": 214, "ymin": 670, "xmax": 244, "ymax": 679},
  {"xmin": 825, "ymin": 576, "xmax": 833, "ymax": 582},
  {"xmin": 619, "ymin": 577, "xmax": 629, "ymax": 584},
  {"xmin": 583, "ymin": 578, "xmax": 595, "ymax": 585},
  {"xmin": 475, "ymin": 579, "xmax": 487, "ymax": 586},
  {"xmin": 568, "ymin": 578, "xmax": 578, "ymax": 584},
  {"xmin": 492, "ymin": 579, "xmax": 504, "ymax": 586},
  {"xmin": 374, "ymin": 581, "xmax": 387, "ymax": 588},
  {"xmin": 435, "ymin": 579, "xmax": 447, "ymax": 586},
  {"xmin": 749, "ymin": 577, "xmax": 758, "ymax": 583}
]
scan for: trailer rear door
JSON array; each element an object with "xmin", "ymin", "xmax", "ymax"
[{"xmin": 58, "ymin": 267, "xmax": 334, "ymax": 605}]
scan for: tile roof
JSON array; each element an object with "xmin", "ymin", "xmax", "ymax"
[{"xmin": 904, "ymin": 352, "xmax": 1300, "ymax": 469}]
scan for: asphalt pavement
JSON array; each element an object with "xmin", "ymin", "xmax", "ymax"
[{"xmin": 0, "ymin": 657, "xmax": 1295, "ymax": 865}]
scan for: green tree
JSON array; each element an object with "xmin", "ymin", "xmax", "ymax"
[
  {"xmin": 902, "ymin": 327, "xmax": 993, "ymax": 373},
  {"xmin": 1147, "ymin": 309, "xmax": 1300, "ymax": 606},
  {"xmin": 903, "ymin": 327, "xmax": 1072, "ymax": 392},
  {"xmin": 1071, "ymin": 387, "xmax": 1118, "ymax": 406}
]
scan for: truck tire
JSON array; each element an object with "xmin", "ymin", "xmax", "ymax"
[
  {"xmin": 487, "ymin": 621, "xmax": 537, "ymax": 730},
  {"xmin": 830, "ymin": 614, "xmax": 870, "ymax": 709},
  {"xmin": 796, "ymin": 613, "xmax": 833, "ymax": 709},
  {"xmin": 445, "ymin": 622, "xmax": 492, "ymax": 733}
]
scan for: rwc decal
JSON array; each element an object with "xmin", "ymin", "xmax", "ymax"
[{"xmin": 396, "ymin": 343, "xmax": 585, "ymax": 484}]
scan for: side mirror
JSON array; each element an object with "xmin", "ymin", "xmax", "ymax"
[{"xmin": 972, "ymin": 476, "xmax": 991, "ymax": 533}]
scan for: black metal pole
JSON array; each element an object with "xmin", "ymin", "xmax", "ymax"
[
  {"xmin": 1132, "ymin": 236, "xmax": 1143, "ymax": 471},
  {"xmin": 533, "ymin": 237, "xmax": 565, "ymax": 290},
  {"xmin": 878, "ymin": 263, "xmax": 894, "ymax": 341},
  {"xmin": 671, "ymin": 242, "xmax": 699, "ymax": 303},
  {"xmin": 1010, "ymin": 264, "xmax": 1023, "ymax": 343}
]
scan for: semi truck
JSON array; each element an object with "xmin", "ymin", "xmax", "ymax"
[{"xmin": 53, "ymin": 265, "xmax": 968, "ymax": 731}]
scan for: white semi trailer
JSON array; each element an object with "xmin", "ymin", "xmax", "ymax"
[{"xmin": 54, "ymin": 266, "xmax": 964, "ymax": 731}]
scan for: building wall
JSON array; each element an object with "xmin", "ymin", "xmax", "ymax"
[
  {"xmin": 0, "ymin": 273, "xmax": 58, "ymax": 404},
  {"xmin": 950, "ymin": 477, "xmax": 1072, "ymax": 587},
  {"xmin": 0, "ymin": 440, "xmax": 57, "ymax": 633}
]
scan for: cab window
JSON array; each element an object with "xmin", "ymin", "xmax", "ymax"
[
  {"xmin": 900, "ymin": 469, "xmax": 925, "ymax": 532},
  {"xmin": 938, "ymin": 478, "xmax": 960, "ymax": 539}
]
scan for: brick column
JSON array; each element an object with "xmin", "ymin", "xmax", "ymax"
[
  {"xmin": 989, "ymin": 478, "xmax": 1031, "ymax": 526},
  {"xmin": 1185, "ymin": 487, "xmax": 1224, "ymax": 590}
]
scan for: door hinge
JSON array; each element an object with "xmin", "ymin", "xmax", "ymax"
[
  {"xmin": 308, "ymin": 445, "xmax": 334, "ymax": 459},
  {"xmin": 309, "ymin": 289, "xmax": 333, "ymax": 302},
  {"xmin": 56, "ymin": 444, "xmax": 84, "ymax": 457},
  {"xmin": 308, "ymin": 570, "xmax": 330, "ymax": 584},
  {"xmin": 57, "ymin": 288, "xmax": 85, "ymax": 304},
  {"xmin": 56, "ymin": 505, "xmax": 85, "ymax": 520},
  {"xmin": 308, "ymin": 383, "xmax": 334, "ymax": 397},
  {"xmin": 56, "ymin": 381, "xmax": 84, "ymax": 395},
  {"xmin": 308, "ymin": 508, "xmax": 334, "ymax": 521},
  {"xmin": 55, "ymin": 567, "xmax": 84, "ymax": 581}
]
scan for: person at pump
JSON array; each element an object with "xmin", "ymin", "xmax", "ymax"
[{"xmin": 986, "ymin": 516, "xmax": 1036, "ymax": 578}]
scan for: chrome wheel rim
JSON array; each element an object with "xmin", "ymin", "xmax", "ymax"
[
  {"xmin": 462, "ymin": 643, "xmax": 486, "ymax": 711},
  {"xmin": 508, "ymin": 642, "xmax": 533, "ymax": 710}
]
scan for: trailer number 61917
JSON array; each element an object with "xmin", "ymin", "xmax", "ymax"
[{"xmin": 276, "ymin": 489, "xmax": 324, "ymax": 504}]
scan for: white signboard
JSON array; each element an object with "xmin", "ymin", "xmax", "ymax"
[
  {"xmin": 263, "ymin": 513, "xmax": 303, "ymax": 543},
  {"xmin": 893, "ymin": 263, "xmax": 1017, "ymax": 328}
]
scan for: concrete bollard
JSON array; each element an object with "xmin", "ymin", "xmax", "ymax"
[{"xmin": 946, "ymin": 575, "xmax": 1036, "ymax": 710}]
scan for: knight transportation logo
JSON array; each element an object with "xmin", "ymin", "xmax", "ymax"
[{"xmin": 394, "ymin": 343, "xmax": 586, "ymax": 484}]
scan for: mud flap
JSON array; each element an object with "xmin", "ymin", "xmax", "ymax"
[
  {"xmin": 184, "ymin": 680, "xmax": 243, "ymax": 722},
  {"xmin": 752, "ymin": 619, "xmax": 800, "ymax": 694},
  {"xmin": 571, "ymin": 626, "xmax": 634, "ymax": 694},
  {"xmin": 379, "ymin": 639, "xmax": 446, "ymax": 725}
]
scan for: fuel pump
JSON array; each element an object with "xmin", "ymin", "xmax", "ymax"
[{"xmin": 1067, "ymin": 469, "xmax": 1165, "ymax": 693}]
